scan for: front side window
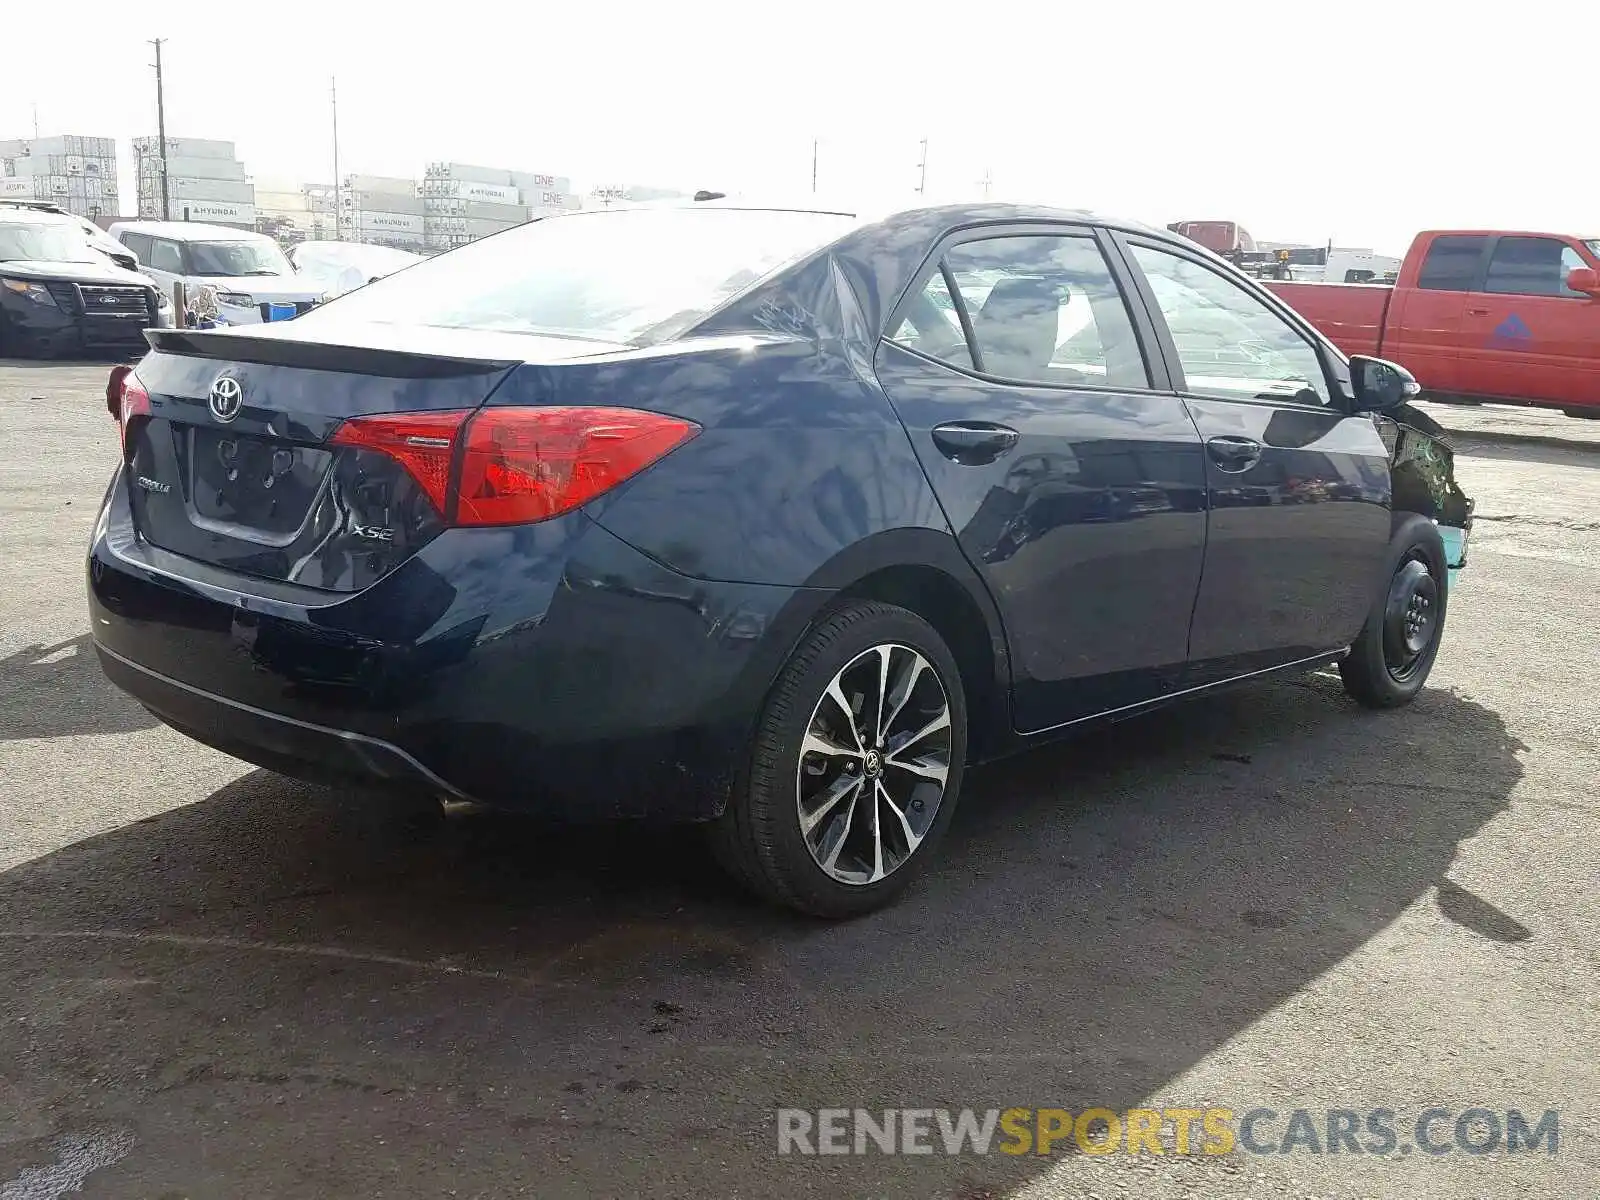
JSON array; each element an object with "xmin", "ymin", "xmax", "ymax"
[
  {"xmin": 1484, "ymin": 237, "xmax": 1588, "ymax": 297},
  {"xmin": 1129, "ymin": 244, "xmax": 1330, "ymax": 406},
  {"xmin": 895, "ymin": 234, "xmax": 1147, "ymax": 389},
  {"xmin": 1416, "ymin": 235, "xmax": 1488, "ymax": 291}
]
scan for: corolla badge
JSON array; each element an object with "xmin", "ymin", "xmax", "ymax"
[{"xmin": 209, "ymin": 374, "xmax": 243, "ymax": 423}]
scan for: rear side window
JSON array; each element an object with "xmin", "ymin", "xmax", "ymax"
[
  {"xmin": 119, "ymin": 232, "xmax": 151, "ymax": 260},
  {"xmin": 889, "ymin": 270, "xmax": 974, "ymax": 369},
  {"xmin": 1416, "ymin": 235, "xmax": 1488, "ymax": 291},
  {"xmin": 889, "ymin": 234, "xmax": 1148, "ymax": 389},
  {"xmin": 1484, "ymin": 236, "xmax": 1588, "ymax": 297}
]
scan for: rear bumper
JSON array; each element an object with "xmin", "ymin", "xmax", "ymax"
[
  {"xmin": 88, "ymin": 470, "xmax": 826, "ymax": 819},
  {"xmin": 95, "ymin": 642, "xmax": 472, "ymax": 797}
]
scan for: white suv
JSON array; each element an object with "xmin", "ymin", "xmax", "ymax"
[{"xmin": 108, "ymin": 221, "xmax": 328, "ymax": 324}]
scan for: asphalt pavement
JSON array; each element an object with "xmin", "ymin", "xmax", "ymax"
[{"xmin": 1, "ymin": 365, "xmax": 1595, "ymax": 1198}]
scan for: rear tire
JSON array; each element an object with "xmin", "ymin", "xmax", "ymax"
[
  {"xmin": 1340, "ymin": 513, "xmax": 1449, "ymax": 709},
  {"xmin": 709, "ymin": 600, "xmax": 967, "ymax": 917}
]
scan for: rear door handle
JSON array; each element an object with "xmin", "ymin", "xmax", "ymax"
[
  {"xmin": 931, "ymin": 422, "xmax": 1019, "ymax": 465},
  {"xmin": 1206, "ymin": 435, "xmax": 1263, "ymax": 472},
  {"xmin": 1466, "ymin": 306, "xmax": 1490, "ymax": 316}
]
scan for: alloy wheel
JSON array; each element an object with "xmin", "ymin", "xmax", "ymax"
[{"xmin": 795, "ymin": 643, "xmax": 953, "ymax": 886}]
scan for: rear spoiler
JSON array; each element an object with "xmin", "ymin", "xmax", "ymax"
[{"xmin": 143, "ymin": 327, "xmax": 519, "ymax": 379}]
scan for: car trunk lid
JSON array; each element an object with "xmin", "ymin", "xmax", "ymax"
[{"xmin": 122, "ymin": 322, "xmax": 616, "ymax": 592}]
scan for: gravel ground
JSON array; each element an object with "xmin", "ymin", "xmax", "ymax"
[{"xmin": 1, "ymin": 366, "xmax": 1595, "ymax": 1199}]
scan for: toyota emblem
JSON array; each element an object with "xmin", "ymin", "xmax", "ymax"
[{"xmin": 209, "ymin": 374, "xmax": 243, "ymax": 423}]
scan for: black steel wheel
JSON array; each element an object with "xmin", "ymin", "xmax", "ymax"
[{"xmin": 1341, "ymin": 513, "xmax": 1449, "ymax": 708}]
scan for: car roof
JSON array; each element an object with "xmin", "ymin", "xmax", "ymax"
[
  {"xmin": 567, "ymin": 196, "xmax": 1165, "ymax": 240},
  {"xmin": 108, "ymin": 220, "xmax": 269, "ymax": 242}
]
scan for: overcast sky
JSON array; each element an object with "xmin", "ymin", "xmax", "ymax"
[{"xmin": 5, "ymin": 0, "xmax": 1593, "ymax": 254}]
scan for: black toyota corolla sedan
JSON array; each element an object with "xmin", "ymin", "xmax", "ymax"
[{"xmin": 89, "ymin": 200, "xmax": 1472, "ymax": 916}]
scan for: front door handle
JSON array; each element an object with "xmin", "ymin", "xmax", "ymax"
[
  {"xmin": 1206, "ymin": 435, "xmax": 1263, "ymax": 472},
  {"xmin": 931, "ymin": 422, "xmax": 1020, "ymax": 465},
  {"xmin": 1466, "ymin": 306, "xmax": 1490, "ymax": 316}
]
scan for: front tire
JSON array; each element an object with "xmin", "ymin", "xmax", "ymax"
[
  {"xmin": 1340, "ymin": 513, "xmax": 1449, "ymax": 708},
  {"xmin": 710, "ymin": 600, "xmax": 967, "ymax": 917}
]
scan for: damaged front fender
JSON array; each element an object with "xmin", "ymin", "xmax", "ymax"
[{"xmin": 1379, "ymin": 403, "xmax": 1474, "ymax": 579}]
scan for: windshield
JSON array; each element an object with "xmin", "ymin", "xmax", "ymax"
[
  {"xmin": 0, "ymin": 222, "xmax": 100, "ymax": 264},
  {"xmin": 188, "ymin": 239, "xmax": 293, "ymax": 277},
  {"xmin": 311, "ymin": 207, "xmax": 857, "ymax": 344}
]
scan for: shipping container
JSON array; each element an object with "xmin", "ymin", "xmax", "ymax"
[
  {"xmin": 354, "ymin": 211, "xmax": 425, "ymax": 236},
  {"xmin": 347, "ymin": 190, "xmax": 425, "ymax": 217},
  {"xmin": 256, "ymin": 190, "xmax": 311, "ymax": 212},
  {"xmin": 510, "ymin": 171, "xmax": 573, "ymax": 194},
  {"xmin": 343, "ymin": 174, "xmax": 418, "ymax": 197},
  {"xmin": 133, "ymin": 136, "xmax": 237, "ymax": 160},
  {"xmin": 523, "ymin": 189, "xmax": 576, "ymax": 211},
  {"xmin": 173, "ymin": 200, "xmax": 257, "ymax": 225},
  {"xmin": 424, "ymin": 179, "xmax": 519, "ymax": 204},
  {"xmin": 426, "ymin": 162, "xmax": 514, "ymax": 186},
  {"xmin": 5, "ymin": 154, "xmax": 115, "ymax": 178},
  {"xmin": 163, "ymin": 177, "xmax": 256, "ymax": 203},
  {"xmin": 135, "ymin": 155, "xmax": 248, "ymax": 182}
]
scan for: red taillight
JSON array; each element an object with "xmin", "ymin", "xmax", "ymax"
[
  {"xmin": 328, "ymin": 409, "xmax": 469, "ymax": 515},
  {"xmin": 116, "ymin": 370, "xmax": 152, "ymax": 451},
  {"xmin": 328, "ymin": 406, "xmax": 699, "ymax": 527},
  {"xmin": 107, "ymin": 364, "xmax": 133, "ymax": 420}
]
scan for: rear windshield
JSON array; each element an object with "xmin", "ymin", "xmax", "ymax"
[
  {"xmin": 309, "ymin": 207, "xmax": 857, "ymax": 344},
  {"xmin": 189, "ymin": 239, "xmax": 293, "ymax": 277}
]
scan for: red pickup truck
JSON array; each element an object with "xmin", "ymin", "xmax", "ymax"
[{"xmin": 1266, "ymin": 230, "xmax": 1600, "ymax": 418}]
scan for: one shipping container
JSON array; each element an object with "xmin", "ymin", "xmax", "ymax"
[
  {"xmin": 354, "ymin": 211, "xmax": 426, "ymax": 236},
  {"xmin": 427, "ymin": 162, "xmax": 514, "ymax": 186},
  {"xmin": 133, "ymin": 136, "xmax": 237, "ymax": 160},
  {"xmin": 347, "ymin": 190, "xmax": 425, "ymax": 216},
  {"xmin": 165, "ymin": 178, "xmax": 256, "ymax": 203},
  {"xmin": 136, "ymin": 156, "xmax": 248, "ymax": 181},
  {"xmin": 343, "ymin": 174, "xmax": 418, "ymax": 197}
]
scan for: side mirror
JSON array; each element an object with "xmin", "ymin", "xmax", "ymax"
[
  {"xmin": 1349, "ymin": 354, "xmax": 1421, "ymax": 412},
  {"xmin": 1566, "ymin": 267, "xmax": 1600, "ymax": 297}
]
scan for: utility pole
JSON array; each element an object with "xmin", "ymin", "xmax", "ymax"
[
  {"xmin": 331, "ymin": 76, "xmax": 342, "ymax": 239},
  {"xmin": 977, "ymin": 167, "xmax": 992, "ymax": 199},
  {"xmin": 811, "ymin": 138, "xmax": 818, "ymax": 194},
  {"xmin": 150, "ymin": 38, "xmax": 170, "ymax": 220},
  {"xmin": 32, "ymin": 103, "xmax": 39, "ymax": 139},
  {"xmin": 915, "ymin": 138, "xmax": 928, "ymax": 195}
]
